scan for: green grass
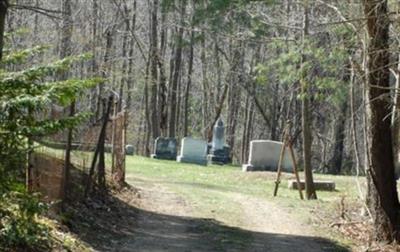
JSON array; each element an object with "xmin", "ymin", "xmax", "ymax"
[{"xmin": 125, "ymin": 156, "xmax": 363, "ymax": 204}]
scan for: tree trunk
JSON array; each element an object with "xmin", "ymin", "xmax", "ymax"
[
  {"xmin": 301, "ymin": 1, "xmax": 317, "ymax": 200},
  {"xmin": 150, "ymin": 0, "xmax": 160, "ymax": 140},
  {"xmin": 60, "ymin": 0, "xmax": 73, "ymax": 207},
  {"xmin": 363, "ymin": 0, "xmax": 400, "ymax": 242},
  {"xmin": 169, "ymin": 0, "xmax": 185, "ymax": 137},
  {"xmin": 226, "ymin": 44, "xmax": 243, "ymax": 161},
  {"xmin": 200, "ymin": 30, "xmax": 209, "ymax": 138},
  {"xmin": 392, "ymin": 0, "xmax": 400, "ymax": 180},
  {"xmin": 85, "ymin": 97, "xmax": 113, "ymax": 197},
  {"xmin": 158, "ymin": 4, "xmax": 168, "ymax": 136},
  {"xmin": 144, "ymin": 49, "xmax": 152, "ymax": 156},
  {"xmin": 0, "ymin": 0, "xmax": 7, "ymax": 62},
  {"xmin": 126, "ymin": 0, "xmax": 137, "ymax": 111},
  {"xmin": 184, "ymin": 17, "xmax": 194, "ymax": 137},
  {"xmin": 270, "ymin": 78, "xmax": 280, "ymax": 141},
  {"xmin": 327, "ymin": 100, "xmax": 347, "ymax": 175},
  {"xmin": 392, "ymin": 54, "xmax": 400, "ymax": 178},
  {"xmin": 33, "ymin": 0, "xmax": 40, "ymax": 41},
  {"xmin": 96, "ymin": 29, "xmax": 113, "ymax": 120},
  {"xmin": 176, "ymin": 68, "xmax": 183, "ymax": 136},
  {"xmin": 241, "ymin": 95, "xmax": 250, "ymax": 163},
  {"xmin": 206, "ymin": 38, "xmax": 228, "ymax": 142},
  {"xmin": 90, "ymin": 0, "xmax": 98, "ymax": 116},
  {"xmin": 118, "ymin": 1, "xmax": 130, "ymax": 112},
  {"xmin": 328, "ymin": 61, "xmax": 350, "ymax": 175}
]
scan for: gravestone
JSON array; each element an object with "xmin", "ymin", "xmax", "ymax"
[
  {"xmin": 151, "ymin": 137, "xmax": 177, "ymax": 160},
  {"xmin": 212, "ymin": 118, "xmax": 225, "ymax": 151},
  {"xmin": 177, "ymin": 137, "xmax": 208, "ymax": 166},
  {"xmin": 125, "ymin": 145, "xmax": 134, "ymax": 156},
  {"xmin": 207, "ymin": 118, "xmax": 231, "ymax": 165},
  {"xmin": 242, "ymin": 140, "xmax": 293, "ymax": 172}
]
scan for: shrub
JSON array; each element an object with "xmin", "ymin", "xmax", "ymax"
[{"xmin": 0, "ymin": 192, "xmax": 50, "ymax": 251}]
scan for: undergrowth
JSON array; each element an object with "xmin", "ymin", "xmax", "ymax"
[
  {"xmin": 0, "ymin": 190, "xmax": 92, "ymax": 252},
  {"xmin": 0, "ymin": 192, "xmax": 50, "ymax": 251}
]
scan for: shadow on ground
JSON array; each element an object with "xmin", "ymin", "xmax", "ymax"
[{"xmin": 65, "ymin": 186, "xmax": 350, "ymax": 252}]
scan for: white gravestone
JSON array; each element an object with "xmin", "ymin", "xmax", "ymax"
[
  {"xmin": 177, "ymin": 137, "xmax": 208, "ymax": 166},
  {"xmin": 242, "ymin": 140, "xmax": 293, "ymax": 172},
  {"xmin": 211, "ymin": 118, "xmax": 225, "ymax": 151}
]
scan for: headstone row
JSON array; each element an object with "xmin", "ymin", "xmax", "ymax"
[
  {"xmin": 151, "ymin": 118, "xmax": 231, "ymax": 166},
  {"xmin": 149, "ymin": 137, "xmax": 295, "ymax": 172},
  {"xmin": 140, "ymin": 118, "xmax": 297, "ymax": 172}
]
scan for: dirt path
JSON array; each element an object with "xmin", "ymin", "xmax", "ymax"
[
  {"xmin": 227, "ymin": 193, "xmax": 342, "ymax": 251},
  {"xmin": 120, "ymin": 179, "xmax": 219, "ymax": 252},
  {"xmin": 122, "ymin": 177, "xmax": 348, "ymax": 252}
]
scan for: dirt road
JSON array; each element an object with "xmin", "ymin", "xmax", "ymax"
[{"xmin": 122, "ymin": 176, "xmax": 349, "ymax": 252}]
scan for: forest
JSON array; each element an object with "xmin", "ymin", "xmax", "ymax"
[{"xmin": 1, "ymin": 0, "xmax": 400, "ymax": 251}]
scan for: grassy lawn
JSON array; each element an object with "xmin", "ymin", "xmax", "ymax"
[{"xmin": 125, "ymin": 156, "xmax": 363, "ymax": 247}]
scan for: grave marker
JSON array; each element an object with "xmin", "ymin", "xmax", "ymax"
[
  {"xmin": 207, "ymin": 118, "xmax": 231, "ymax": 165},
  {"xmin": 151, "ymin": 137, "xmax": 178, "ymax": 160},
  {"xmin": 177, "ymin": 137, "xmax": 208, "ymax": 166},
  {"xmin": 125, "ymin": 145, "xmax": 134, "ymax": 156},
  {"xmin": 242, "ymin": 140, "xmax": 293, "ymax": 172}
]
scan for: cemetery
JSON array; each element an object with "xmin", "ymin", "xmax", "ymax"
[
  {"xmin": 27, "ymin": 112, "xmax": 343, "ymax": 251},
  {"xmin": 2, "ymin": 0, "xmax": 392, "ymax": 250},
  {"xmin": 142, "ymin": 117, "xmax": 337, "ymax": 196}
]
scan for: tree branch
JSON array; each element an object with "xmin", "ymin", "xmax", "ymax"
[{"xmin": 9, "ymin": 4, "xmax": 64, "ymax": 20}]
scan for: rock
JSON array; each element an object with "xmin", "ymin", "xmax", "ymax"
[{"xmin": 288, "ymin": 179, "xmax": 336, "ymax": 191}]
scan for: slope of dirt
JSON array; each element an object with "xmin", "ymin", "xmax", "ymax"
[{"xmin": 66, "ymin": 188, "xmax": 141, "ymax": 251}]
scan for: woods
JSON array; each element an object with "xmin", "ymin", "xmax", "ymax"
[{"xmin": 1, "ymin": 0, "xmax": 400, "ymax": 250}]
